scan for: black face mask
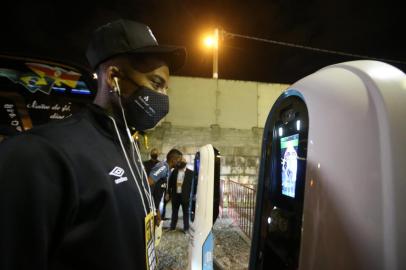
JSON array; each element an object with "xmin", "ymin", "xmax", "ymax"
[
  {"xmin": 177, "ymin": 161, "xmax": 187, "ymax": 169},
  {"xmin": 121, "ymin": 86, "xmax": 169, "ymax": 131}
]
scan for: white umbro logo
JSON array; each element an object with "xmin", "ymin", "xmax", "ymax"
[
  {"xmin": 109, "ymin": 166, "xmax": 128, "ymax": 184},
  {"xmin": 143, "ymin": 96, "xmax": 149, "ymax": 102}
]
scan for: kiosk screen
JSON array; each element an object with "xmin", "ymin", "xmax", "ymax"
[
  {"xmin": 249, "ymin": 94, "xmax": 308, "ymax": 270},
  {"xmin": 190, "ymin": 153, "xmax": 200, "ymax": 222},
  {"xmin": 280, "ymin": 134, "xmax": 299, "ymax": 198}
]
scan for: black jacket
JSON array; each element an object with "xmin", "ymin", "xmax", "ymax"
[
  {"xmin": 0, "ymin": 104, "xmax": 151, "ymax": 270},
  {"xmin": 168, "ymin": 168, "xmax": 193, "ymax": 203}
]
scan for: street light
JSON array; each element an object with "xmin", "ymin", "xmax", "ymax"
[
  {"xmin": 204, "ymin": 36, "xmax": 215, "ymax": 48},
  {"xmin": 203, "ymin": 28, "xmax": 219, "ymax": 79}
]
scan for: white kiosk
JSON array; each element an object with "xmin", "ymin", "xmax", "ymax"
[
  {"xmin": 249, "ymin": 61, "xmax": 406, "ymax": 270},
  {"xmin": 188, "ymin": 144, "xmax": 220, "ymax": 270}
]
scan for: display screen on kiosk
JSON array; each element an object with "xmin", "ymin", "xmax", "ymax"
[
  {"xmin": 190, "ymin": 153, "xmax": 200, "ymax": 222},
  {"xmin": 280, "ymin": 133, "xmax": 299, "ymax": 198}
]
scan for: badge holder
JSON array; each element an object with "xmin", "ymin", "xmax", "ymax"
[
  {"xmin": 154, "ymin": 220, "xmax": 163, "ymax": 246},
  {"xmin": 145, "ymin": 212, "xmax": 158, "ymax": 270}
]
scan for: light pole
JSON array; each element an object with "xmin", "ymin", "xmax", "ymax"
[
  {"xmin": 203, "ymin": 28, "xmax": 220, "ymax": 79},
  {"xmin": 212, "ymin": 28, "xmax": 219, "ymax": 79}
]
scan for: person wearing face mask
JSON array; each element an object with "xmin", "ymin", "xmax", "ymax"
[
  {"xmin": 168, "ymin": 157, "xmax": 193, "ymax": 232},
  {"xmin": 148, "ymin": 148, "xmax": 182, "ymax": 223},
  {"xmin": 0, "ymin": 19, "xmax": 185, "ymax": 270},
  {"xmin": 143, "ymin": 147, "xmax": 160, "ymax": 176}
]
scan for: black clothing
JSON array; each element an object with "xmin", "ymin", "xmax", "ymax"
[
  {"xmin": 170, "ymin": 193, "xmax": 190, "ymax": 230},
  {"xmin": 0, "ymin": 104, "xmax": 150, "ymax": 270},
  {"xmin": 168, "ymin": 168, "xmax": 193, "ymax": 203},
  {"xmin": 143, "ymin": 159, "xmax": 159, "ymax": 177},
  {"xmin": 168, "ymin": 168, "xmax": 193, "ymax": 230},
  {"xmin": 162, "ymin": 191, "xmax": 170, "ymax": 219}
]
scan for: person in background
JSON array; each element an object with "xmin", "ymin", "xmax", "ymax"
[
  {"xmin": 143, "ymin": 147, "xmax": 160, "ymax": 176},
  {"xmin": 148, "ymin": 148, "xmax": 182, "ymax": 223},
  {"xmin": 168, "ymin": 157, "xmax": 193, "ymax": 232}
]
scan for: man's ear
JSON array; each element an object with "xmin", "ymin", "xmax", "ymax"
[{"xmin": 106, "ymin": 66, "xmax": 121, "ymax": 91}]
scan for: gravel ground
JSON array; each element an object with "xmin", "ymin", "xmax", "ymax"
[
  {"xmin": 156, "ymin": 227, "xmax": 190, "ymax": 270},
  {"xmin": 212, "ymin": 218, "xmax": 250, "ymax": 270},
  {"xmin": 156, "ymin": 204, "xmax": 250, "ymax": 270}
]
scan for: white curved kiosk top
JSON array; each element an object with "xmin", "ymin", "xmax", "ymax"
[{"xmin": 249, "ymin": 61, "xmax": 406, "ymax": 270}]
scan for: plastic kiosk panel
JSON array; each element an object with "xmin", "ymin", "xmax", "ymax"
[
  {"xmin": 251, "ymin": 61, "xmax": 406, "ymax": 270},
  {"xmin": 188, "ymin": 144, "xmax": 220, "ymax": 270},
  {"xmin": 250, "ymin": 92, "xmax": 308, "ymax": 270}
]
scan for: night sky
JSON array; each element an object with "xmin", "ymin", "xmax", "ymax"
[{"xmin": 1, "ymin": 0, "xmax": 405, "ymax": 83}]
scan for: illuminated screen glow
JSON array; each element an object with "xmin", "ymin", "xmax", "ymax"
[
  {"xmin": 280, "ymin": 134, "xmax": 299, "ymax": 198},
  {"xmin": 190, "ymin": 153, "xmax": 200, "ymax": 222}
]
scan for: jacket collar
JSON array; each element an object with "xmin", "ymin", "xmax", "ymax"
[{"xmin": 84, "ymin": 103, "xmax": 130, "ymax": 144}]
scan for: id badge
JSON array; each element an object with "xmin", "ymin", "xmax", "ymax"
[{"xmin": 145, "ymin": 212, "xmax": 157, "ymax": 270}]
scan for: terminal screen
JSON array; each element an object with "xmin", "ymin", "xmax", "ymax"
[
  {"xmin": 280, "ymin": 134, "xmax": 299, "ymax": 198},
  {"xmin": 190, "ymin": 153, "xmax": 200, "ymax": 222}
]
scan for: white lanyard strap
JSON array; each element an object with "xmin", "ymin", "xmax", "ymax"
[
  {"xmin": 129, "ymin": 140, "xmax": 155, "ymax": 212},
  {"xmin": 109, "ymin": 116, "xmax": 148, "ymax": 216}
]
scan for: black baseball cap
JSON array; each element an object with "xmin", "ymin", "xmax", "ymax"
[{"xmin": 86, "ymin": 19, "xmax": 186, "ymax": 71}]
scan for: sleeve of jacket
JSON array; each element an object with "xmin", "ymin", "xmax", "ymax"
[
  {"xmin": 0, "ymin": 134, "xmax": 77, "ymax": 270},
  {"xmin": 149, "ymin": 163, "xmax": 168, "ymax": 183},
  {"xmin": 168, "ymin": 169, "xmax": 177, "ymax": 195},
  {"xmin": 182, "ymin": 169, "xmax": 193, "ymax": 202}
]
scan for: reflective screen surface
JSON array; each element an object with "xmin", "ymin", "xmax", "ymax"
[
  {"xmin": 190, "ymin": 152, "xmax": 200, "ymax": 223},
  {"xmin": 250, "ymin": 93, "xmax": 309, "ymax": 270},
  {"xmin": 280, "ymin": 134, "xmax": 299, "ymax": 198}
]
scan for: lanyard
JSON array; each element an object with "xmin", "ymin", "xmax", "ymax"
[
  {"xmin": 110, "ymin": 79, "xmax": 159, "ymax": 270},
  {"xmin": 130, "ymin": 139, "xmax": 156, "ymax": 213},
  {"xmin": 109, "ymin": 116, "xmax": 153, "ymax": 216}
]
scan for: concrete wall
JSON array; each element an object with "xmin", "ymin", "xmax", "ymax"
[
  {"xmin": 140, "ymin": 124, "xmax": 263, "ymax": 185},
  {"xmin": 165, "ymin": 76, "xmax": 288, "ymax": 128},
  {"xmin": 140, "ymin": 76, "xmax": 289, "ymax": 185}
]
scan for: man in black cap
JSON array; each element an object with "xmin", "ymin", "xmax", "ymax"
[{"xmin": 0, "ymin": 19, "xmax": 185, "ymax": 270}]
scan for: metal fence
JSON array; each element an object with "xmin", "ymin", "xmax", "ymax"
[{"xmin": 221, "ymin": 179, "xmax": 256, "ymax": 239}]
